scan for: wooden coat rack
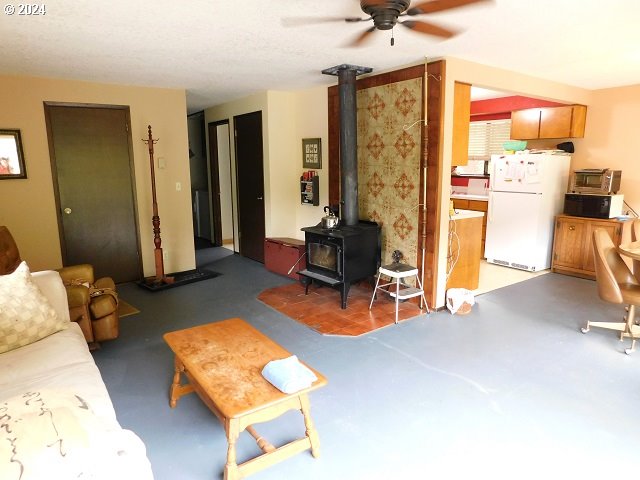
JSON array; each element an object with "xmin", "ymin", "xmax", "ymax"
[{"xmin": 143, "ymin": 125, "xmax": 174, "ymax": 285}]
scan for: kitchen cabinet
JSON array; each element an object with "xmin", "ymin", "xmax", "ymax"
[
  {"xmin": 452, "ymin": 198, "xmax": 488, "ymax": 258},
  {"xmin": 551, "ymin": 215, "xmax": 630, "ymax": 279},
  {"xmin": 447, "ymin": 210, "xmax": 483, "ymax": 290},
  {"xmin": 511, "ymin": 105, "xmax": 587, "ymax": 140},
  {"xmin": 451, "ymin": 82, "xmax": 471, "ymax": 166}
]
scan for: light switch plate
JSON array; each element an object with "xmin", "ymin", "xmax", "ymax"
[{"xmin": 176, "ymin": 182, "xmax": 181, "ymax": 191}]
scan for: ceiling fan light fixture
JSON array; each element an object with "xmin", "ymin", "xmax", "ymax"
[
  {"xmin": 360, "ymin": 0, "xmax": 411, "ymax": 14},
  {"xmin": 285, "ymin": 0, "xmax": 492, "ymax": 47}
]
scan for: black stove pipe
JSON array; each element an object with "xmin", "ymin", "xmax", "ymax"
[
  {"xmin": 337, "ymin": 68, "xmax": 359, "ymax": 226},
  {"xmin": 322, "ymin": 64, "xmax": 372, "ymax": 227}
]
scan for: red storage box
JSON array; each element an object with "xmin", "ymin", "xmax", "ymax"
[{"xmin": 264, "ymin": 238, "xmax": 306, "ymax": 281}]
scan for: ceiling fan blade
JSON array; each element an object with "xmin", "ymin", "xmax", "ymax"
[
  {"xmin": 346, "ymin": 26, "xmax": 377, "ymax": 47},
  {"xmin": 281, "ymin": 16, "xmax": 362, "ymax": 27},
  {"xmin": 345, "ymin": 16, "xmax": 371, "ymax": 23},
  {"xmin": 400, "ymin": 19, "xmax": 456, "ymax": 38},
  {"xmin": 407, "ymin": 0, "xmax": 491, "ymax": 16}
]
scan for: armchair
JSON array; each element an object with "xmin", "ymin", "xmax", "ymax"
[
  {"xmin": 581, "ymin": 228, "xmax": 640, "ymax": 354},
  {"xmin": 0, "ymin": 225, "xmax": 119, "ymax": 345},
  {"xmin": 56, "ymin": 263, "xmax": 119, "ymax": 344},
  {"xmin": 631, "ymin": 219, "xmax": 640, "ymax": 281}
]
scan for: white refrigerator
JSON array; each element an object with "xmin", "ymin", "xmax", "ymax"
[{"xmin": 485, "ymin": 153, "xmax": 571, "ymax": 271}]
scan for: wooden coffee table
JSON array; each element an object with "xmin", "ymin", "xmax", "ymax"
[{"xmin": 163, "ymin": 318, "xmax": 327, "ymax": 480}]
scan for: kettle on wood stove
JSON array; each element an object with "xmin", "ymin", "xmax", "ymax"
[{"xmin": 321, "ymin": 206, "xmax": 340, "ymax": 229}]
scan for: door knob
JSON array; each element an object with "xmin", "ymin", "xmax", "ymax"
[
  {"xmin": 63, "ymin": 207, "xmax": 72, "ymax": 215},
  {"xmin": 257, "ymin": 196, "xmax": 263, "ymax": 200}
]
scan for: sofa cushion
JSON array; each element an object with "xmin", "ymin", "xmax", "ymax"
[
  {"xmin": 0, "ymin": 261, "xmax": 68, "ymax": 354},
  {"xmin": 0, "ymin": 389, "xmax": 150, "ymax": 480}
]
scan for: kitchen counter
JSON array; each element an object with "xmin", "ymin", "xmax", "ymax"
[
  {"xmin": 451, "ymin": 209, "xmax": 484, "ymax": 220},
  {"xmin": 450, "ymin": 193, "xmax": 489, "ymax": 201}
]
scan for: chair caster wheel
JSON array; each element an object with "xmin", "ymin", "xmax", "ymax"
[
  {"xmin": 624, "ymin": 348, "xmax": 634, "ymax": 355},
  {"xmin": 581, "ymin": 327, "xmax": 589, "ymax": 334}
]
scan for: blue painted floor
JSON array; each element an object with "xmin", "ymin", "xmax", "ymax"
[{"xmin": 93, "ymin": 248, "xmax": 640, "ymax": 480}]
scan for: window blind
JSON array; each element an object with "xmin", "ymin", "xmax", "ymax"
[{"xmin": 468, "ymin": 119, "xmax": 512, "ymax": 160}]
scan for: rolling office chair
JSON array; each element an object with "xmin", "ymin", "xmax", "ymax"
[{"xmin": 581, "ymin": 228, "xmax": 640, "ymax": 354}]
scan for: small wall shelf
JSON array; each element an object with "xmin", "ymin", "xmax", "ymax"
[{"xmin": 301, "ymin": 175, "xmax": 319, "ymax": 206}]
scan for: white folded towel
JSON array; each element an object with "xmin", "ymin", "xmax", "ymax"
[{"xmin": 261, "ymin": 355, "xmax": 318, "ymax": 394}]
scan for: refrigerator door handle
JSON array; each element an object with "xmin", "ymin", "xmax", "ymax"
[{"xmin": 488, "ymin": 191, "xmax": 493, "ymax": 223}]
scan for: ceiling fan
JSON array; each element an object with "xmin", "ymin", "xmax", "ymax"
[{"xmin": 283, "ymin": 0, "xmax": 492, "ymax": 47}]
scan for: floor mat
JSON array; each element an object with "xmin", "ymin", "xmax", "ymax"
[
  {"xmin": 258, "ymin": 281, "xmax": 427, "ymax": 336},
  {"xmin": 137, "ymin": 269, "xmax": 220, "ymax": 292},
  {"xmin": 118, "ymin": 299, "xmax": 140, "ymax": 318}
]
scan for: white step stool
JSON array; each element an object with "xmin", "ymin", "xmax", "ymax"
[{"xmin": 369, "ymin": 263, "xmax": 430, "ymax": 324}]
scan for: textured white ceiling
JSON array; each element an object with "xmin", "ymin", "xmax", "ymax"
[{"xmin": 1, "ymin": 0, "xmax": 639, "ymax": 113}]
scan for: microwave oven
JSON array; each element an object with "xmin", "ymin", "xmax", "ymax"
[
  {"xmin": 563, "ymin": 193, "xmax": 624, "ymax": 219},
  {"xmin": 568, "ymin": 168, "xmax": 621, "ymax": 194}
]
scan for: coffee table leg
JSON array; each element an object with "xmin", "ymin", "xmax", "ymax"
[
  {"xmin": 224, "ymin": 419, "xmax": 240, "ymax": 480},
  {"xmin": 169, "ymin": 356, "xmax": 194, "ymax": 408},
  {"xmin": 299, "ymin": 394, "xmax": 321, "ymax": 458}
]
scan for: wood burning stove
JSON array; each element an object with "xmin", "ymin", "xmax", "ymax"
[
  {"xmin": 299, "ymin": 222, "xmax": 380, "ymax": 309},
  {"xmin": 298, "ymin": 63, "xmax": 380, "ymax": 309}
]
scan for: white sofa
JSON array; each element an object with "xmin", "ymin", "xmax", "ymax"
[{"xmin": 0, "ymin": 270, "xmax": 153, "ymax": 479}]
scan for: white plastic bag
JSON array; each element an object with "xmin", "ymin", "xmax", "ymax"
[{"xmin": 446, "ymin": 288, "xmax": 475, "ymax": 314}]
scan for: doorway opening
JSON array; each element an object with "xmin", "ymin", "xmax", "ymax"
[
  {"xmin": 451, "ymin": 86, "xmax": 570, "ymax": 295},
  {"xmin": 187, "ymin": 112, "xmax": 215, "ymax": 251},
  {"xmin": 207, "ymin": 120, "xmax": 235, "ymax": 253}
]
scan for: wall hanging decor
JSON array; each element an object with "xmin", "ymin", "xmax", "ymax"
[
  {"xmin": 302, "ymin": 138, "xmax": 322, "ymax": 168},
  {"xmin": 0, "ymin": 129, "xmax": 26, "ymax": 179}
]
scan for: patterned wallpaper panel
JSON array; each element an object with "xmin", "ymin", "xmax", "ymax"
[{"xmin": 356, "ymin": 77, "xmax": 423, "ymax": 270}]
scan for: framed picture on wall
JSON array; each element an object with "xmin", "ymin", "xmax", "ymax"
[
  {"xmin": 0, "ymin": 129, "xmax": 26, "ymax": 179},
  {"xmin": 302, "ymin": 138, "xmax": 322, "ymax": 169}
]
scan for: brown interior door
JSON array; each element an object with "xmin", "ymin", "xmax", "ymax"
[
  {"xmin": 234, "ymin": 111, "xmax": 265, "ymax": 263},
  {"xmin": 46, "ymin": 104, "xmax": 141, "ymax": 283}
]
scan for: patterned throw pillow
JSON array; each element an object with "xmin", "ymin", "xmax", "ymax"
[
  {"xmin": 0, "ymin": 389, "xmax": 121, "ymax": 480},
  {"xmin": 0, "ymin": 261, "xmax": 68, "ymax": 354}
]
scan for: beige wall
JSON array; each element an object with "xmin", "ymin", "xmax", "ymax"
[
  {"xmin": 0, "ymin": 74, "xmax": 195, "ymax": 276},
  {"xmin": 292, "ymin": 85, "xmax": 329, "ymax": 239},
  {"xmin": 204, "ymin": 86, "xmax": 329, "ymax": 245},
  {"xmin": 571, "ymin": 84, "xmax": 640, "ymax": 214},
  {"xmin": 265, "ymin": 91, "xmax": 299, "ymax": 238}
]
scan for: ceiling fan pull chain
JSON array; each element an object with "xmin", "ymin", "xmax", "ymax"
[{"xmin": 391, "ymin": 28, "xmax": 395, "ymax": 46}]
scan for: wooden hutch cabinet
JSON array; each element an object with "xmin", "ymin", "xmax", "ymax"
[
  {"xmin": 551, "ymin": 214, "xmax": 630, "ymax": 279},
  {"xmin": 511, "ymin": 105, "xmax": 587, "ymax": 140}
]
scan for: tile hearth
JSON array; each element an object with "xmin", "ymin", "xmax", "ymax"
[{"xmin": 258, "ymin": 281, "xmax": 426, "ymax": 336}]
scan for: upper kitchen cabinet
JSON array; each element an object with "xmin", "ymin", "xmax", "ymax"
[
  {"xmin": 511, "ymin": 105, "xmax": 587, "ymax": 140},
  {"xmin": 451, "ymin": 81, "xmax": 471, "ymax": 166}
]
